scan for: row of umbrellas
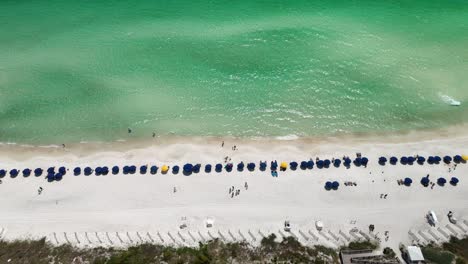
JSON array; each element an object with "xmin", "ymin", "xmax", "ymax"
[
  {"xmin": 403, "ymin": 177, "xmax": 459, "ymax": 186},
  {"xmin": 379, "ymin": 155, "xmax": 467, "ymax": 166}
]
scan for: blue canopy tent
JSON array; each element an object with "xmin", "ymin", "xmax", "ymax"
[
  {"xmin": 84, "ymin": 167, "xmax": 92, "ymax": 176},
  {"xmin": 453, "ymin": 155, "xmax": 462, "ymax": 163},
  {"xmin": 150, "ymin": 166, "xmax": 158, "ymax": 174},
  {"xmin": 73, "ymin": 167, "xmax": 81, "ymax": 176},
  {"xmin": 172, "ymin": 165, "xmax": 180, "ymax": 174},
  {"xmin": 361, "ymin": 157, "xmax": 369, "ymax": 166},
  {"xmin": 434, "ymin": 156, "xmax": 441, "ymax": 163},
  {"xmin": 112, "ymin": 166, "xmax": 119, "ymax": 174},
  {"xmin": 407, "ymin": 157, "xmax": 415, "ymax": 165},
  {"xmin": 47, "ymin": 167, "xmax": 55, "ymax": 174},
  {"xmin": 54, "ymin": 172, "xmax": 63, "ymax": 181},
  {"xmin": 316, "ymin": 160, "xmax": 324, "ymax": 169},
  {"xmin": 205, "ymin": 164, "xmax": 212, "ymax": 173},
  {"xmin": 140, "ymin": 165, "xmax": 148, "ymax": 174},
  {"xmin": 427, "ymin": 156, "xmax": 435, "ymax": 164},
  {"xmin": 34, "ymin": 168, "xmax": 43, "ymax": 176},
  {"xmin": 333, "ymin": 159, "xmax": 341, "ymax": 167},
  {"xmin": 193, "ymin": 164, "xmax": 201, "ymax": 173},
  {"xmin": 443, "ymin": 156, "xmax": 452, "ymax": 164},
  {"xmin": 332, "ymin": 181, "xmax": 340, "ymax": 190},
  {"xmin": 300, "ymin": 161, "xmax": 307, "ymax": 170},
  {"xmin": 400, "ymin": 156, "xmax": 408, "ymax": 165},
  {"xmin": 417, "ymin": 156, "xmax": 425, "ymax": 165},
  {"xmin": 260, "ymin": 162, "xmax": 267, "ymax": 171},
  {"xmin": 225, "ymin": 163, "xmax": 233, "ymax": 172},
  {"xmin": 404, "ymin": 177, "xmax": 413, "ymax": 186},
  {"xmin": 183, "ymin": 164, "xmax": 193, "ymax": 174},
  {"xmin": 450, "ymin": 177, "xmax": 459, "ymax": 186},
  {"xmin": 353, "ymin": 158, "xmax": 362, "ymax": 167},
  {"xmin": 323, "ymin": 159, "xmax": 331, "ymax": 168},
  {"xmin": 0, "ymin": 169, "xmax": 6, "ymax": 178},
  {"xmin": 271, "ymin": 161, "xmax": 278, "ymax": 171},
  {"xmin": 389, "ymin": 156, "xmax": 398, "ymax": 165},
  {"xmin": 378, "ymin": 157, "xmax": 387, "ymax": 165},
  {"xmin": 23, "ymin": 168, "xmax": 31, "ymax": 177},
  {"xmin": 47, "ymin": 173, "xmax": 55, "ymax": 182},
  {"xmin": 130, "ymin": 165, "xmax": 137, "ymax": 174},
  {"xmin": 421, "ymin": 177, "xmax": 430, "ymax": 186},
  {"xmin": 307, "ymin": 160, "xmax": 314, "ymax": 169},
  {"xmin": 437, "ymin": 177, "xmax": 447, "ymax": 186},
  {"xmin": 247, "ymin": 163, "xmax": 255, "ymax": 171},
  {"xmin": 324, "ymin": 181, "xmax": 332, "ymax": 190},
  {"xmin": 215, "ymin": 163, "xmax": 223, "ymax": 172},
  {"xmin": 10, "ymin": 169, "xmax": 19, "ymax": 177},
  {"xmin": 237, "ymin": 162, "xmax": 245, "ymax": 171},
  {"xmin": 58, "ymin": 166, "xmax": 66, "ymax": 175},
  {"xmin": 290, "ymin": 161, "xmax": 298, "ymax": 170}
]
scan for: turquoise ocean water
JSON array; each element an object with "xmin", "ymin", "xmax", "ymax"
[{"xmin": 1, "ymin": 0, "xmax": 468, "ymax": 144}]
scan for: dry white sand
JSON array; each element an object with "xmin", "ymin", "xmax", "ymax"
[{"xmin": 0, "ymin": 134, "xmax": 467, "ymax": 251}]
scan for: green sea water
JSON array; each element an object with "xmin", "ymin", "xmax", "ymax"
[{"xmin": 1, "ymin": 0, "xmax": 468, "ymax": 144}]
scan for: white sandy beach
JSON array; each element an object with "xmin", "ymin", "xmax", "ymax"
[{"xmin": 0, "ymin": 133, "xmax": 467, "ymax": 252}]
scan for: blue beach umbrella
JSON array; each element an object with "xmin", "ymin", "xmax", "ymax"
[
  {"xmin": 150, "ymin": 166, "xmax": 158, "ymax": 174},
  {"xmin": 317, "ymin": 160, "xmax": 324, "ymax": 169},
  {"xmin": 10, "ymin": 169, "xmax": 19, "ymax": 177},
  {"xmin": 260, "ymin": 162, "xmax": 267, "ymax": 171},
  {"xmin": 225, "ymin": 163, "xmax": 233, "ymax": 172},
  {"xmin": 389, "ymin": 157, "xmax": 398, "ymax": 165},
  {"xmin": 443, "ymin": 156, "xmax": 452, "ymax": 164},
  {"xmin": 34, "ymin": 168, "xmax": 43, "ymax": 176},
  {"xmin": 23, "ymin": 168, "xmax": 31, "ymax": 177},
  {"xmin": 193, "ymin": 164, "xmax": 201, "ymax": 173},
  {"xmin": 54, "ymin": 172, "xmax": 63, "ymax": 181},
  {"xmin": 0, "ymin": 169, "xmax": 6, "ymax": 178},
  {"xmin": 378, "ymin": 157, "xmax": 387, "ymax": 165},
  {"xmin": 437, "ymin": 177, "xmax": 447, "ymax": 186},
  {"xmin": 453, "ymin": 155, "xmax": 462, "ymax": 163},
  {"xmin": 58, "ymin": 166, "xmax": 66, "ymax": 175},
  {"xmin": 407, "ymin": 157, "xmax": 415, "ymax": 164},
  {"xmin": 140, "ymin": 165, "xmax": 148, "ymax": 174},
  {"xmin": 47, "ymin": 167, "xmax": 55, "ymax": 174},
  {"xmin": 324, "ymin": 159, "xmax": 331, "ymax": 168},
  {"xmin": 421, "ymin": 177, "xmax": 430, "ymax": 186},
  {"xmin": 247, "ymin": 163, "xmax": 255, "ymax": 171},
  {"xmin": 325, "ymin": 181, "xmax": 332, "ymax": 190},
  {"xmin": 215, "ymin": 163, "xmax": 223, "ymax": 172},
  {"xmin": 130, "ymin": 165, "xmax": 137, "ymax": 174},
  {"xmin": 400, "ymin": 156, "xmax": 408, "ymax": 165},
  {"xmin": 307, "ymin": 160, "xmax": 314, "ymax": 169},
  {"xmin": 73, "ymin": 167, "xmax": 81, "ymax": 176},
  {"xmin": 361, "ymin": 157, "xmax": 369, "ymax": 166},
  {"xmin": 353, "ymin": 158, "xmax": 362, "ymax": 167},
  {"xmin": 333, "ymin": 159, "xmax": 341, "ymax": 167},
  {"xmin": 271, "ymin": 161, "xmax": 278, "ymax": 171},
  {"xmin": 112, "ymin": 166, "xmax": 119, "ymax": 174},
  {"xmin": 84, "ymin": 167, "xmax": 92, "ymax": 176},
  {"xmin": 450, "ymin": 177, "xmax": 459, "ymax": 185},
  {"xmin": 332, "ymin": 181, "xmax": 340, "ymax": 190},
  {"xmin": 404, "ymin": 177, "xmax": 413, "ymax": 186},
  {"xmin": 434, "ymin": 156, "xmax": 441, "ymax": 163},
  {"xmin": 205, "ymin": 164, "xmax": 212, "ymax": 173},
  {"xmin": 102, "ymin": 166, "xmax": 109, "ymax": 175},
  {"xmin": 47, "ymin": 173, "xmax": 55, "ymax": 182},
  {"xmin": 237, "ymin": 162, "xmax": 244, "ymax": 171},
  {"xmin": 123, "ymin": 166, "xmax": 129, "ymax": 174},
  {"xmin": 427, "ymin": 156, "xmax": 435, "ymax": 164},
  {"xmin": 183, "ymin": 164, "xmax": 193, "ymax": 174},
  {"xmin": 300, "ymin": 161, "xmax": 308, "ymax": 170},
  {"xmin": 289, "ymin": 161, "xmax": 298, "ymax": 170},
  {"xmin": 95, "ymin": 167, "xmax": 102, "ymax": 175},
  {"xmin": 417, "ymin": 156, "xmax": 425, "ymax": 165},
  {"xmin": 172, "ymin": 165, "xmax": 180, "ymax": 174}
]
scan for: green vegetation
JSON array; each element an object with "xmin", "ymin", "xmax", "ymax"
[
  {"xmin": 443, "ymin": 237, "xmax": 468, "ymax": 263},
  {"xmin": 0, "ymin": 235, "xmax": 339, "ymax": 264},
  {"xmin": 421, "ymin": 246, "xmax": 455, "ymax": 264},
  {"xmin": 420, "ymin": 237, "xmax": 468, "ymax": 264},
  {"xmin": 343, "ymin": 240, "xmax": 378, "ymax": 250},
  {"xmin": 383, "ymin": 247, "xmax": 396, "ymax": 258}
]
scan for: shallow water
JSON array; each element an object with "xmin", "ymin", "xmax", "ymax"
[{"xmin": 1, "ymin": 0, "xmax": 468, "ymax": 144}]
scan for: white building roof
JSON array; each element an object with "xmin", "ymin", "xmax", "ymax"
[{"xmin": 407, "ymin": 246, "xmax": 424, "ymax": 261}]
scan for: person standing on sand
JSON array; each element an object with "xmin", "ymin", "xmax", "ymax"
[{"xmin": 222, "ymin": 141, "xmax": 224, "ymax": 147}]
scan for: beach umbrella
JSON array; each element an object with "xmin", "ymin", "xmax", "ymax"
[
  {"xmin": 247, "ymin": 163, "xmax": 255, "ymax": 171},
  {"xmin": 344, "ymin": 157, "xmax": 352, "ymax": 164},
  {"xmin": 123, "ymin": 166, "xmax": 129, "ymax": 174},
  {"xmin": 400, "ymin": 156, "xmax": 408, "ymax": 165},
  {"xmin": 443, "ymin": 156, "xmax": 452, "ymax": 164},
  {"xmin": 102, "ymin": 166, "xmax": 109, "ymax": 175},
  {"xmin": 421, "ymin": 177, "xmax": 430, "ymax": 186},
  {"xmin": 333, "ymin": 159, "xmax": 341, "ymax": 167},
  {"xmin": 407, "ymin": 156, "xmax": 415, "ymax": 164},
  {"xmin": 23, "ymin": 168, "xmax": 31, "ymax": 177},
  {"xmin": 260, "ymin": 162, "xmax": 267, "ymax": 171},
  {"xmin": 300, "ymin": 161, "xmax": 308, "ymax": 170},
  {"xmin": 95, "ymin": 167, "xmax": 102, "ymax": 175},
  {"xmin": 323, "ymin": 159, "xmax": 331, "ymax": 168},
  {"xmin": 307, "ymin": 160, "xmax": 314, "ymax": 169},
  {"xmin": 434, "ymin": 156, "xmax": 441, "ymax": 163},
  {"xmin": 140, "ymin": 165, "xmax": 148, "ymax": 174},
  {"xmin": 215, "ymin": 163, "xmax": 223, "ymax": 172},
  {"xmin": 10, "ymin": 169, "xmax": 19, "ymax": 177},
  {"xmin": 161, "ymin": 165, "xmax": 169, "ymax": 174},
  {"xmin": 427, "ymin": 156, "xmax": 434, "ymax": 164},
  {"xmin": 453, "ymin": 155, "xmax": 462, "ymax": 163},
  {"xmin": 73, "ymin": 167, "xmax": 81, "ymax": 175},
  {"xmin": 280, "ymin": 162, "xmax": 288, "ymax": 170},
  {"xmin": 205, "ymin": 164, "xmax": 212, "ymax": 173},
  {"xmin": 316, "ymin": 160, "xmax": 324, "ymax": 169},
  {"xmin": 437, "ymin": 177, "xmax": 447, "ymax": 186},
  {"xmin": 450, "ymin": 177, "xmax": 459, "ymax": 186},
  {"xmin": 0, "ymin": 169, "xmax": 6, "ymax": 178},
  {"xmin": 237, "ymin": 162, "xmax": 244, "ymax": 171},
  {"xmin": 54, "ymin": 172, "xmax": 63, "ymax": 181},
  {"xmin": 58, "ymin": 166, "xmax": 66, "ymax": 175},
  {"xmin": 47, "ymin": 173, "xmax": 55, "ymax": 182},
  {"xmin": 462, "ymin": 154, "xmax": 468, "ymax": 161},
  {"xmin": 290, "ymin": 161, "xmax": 298, "ymax": 170},
  {"xmin": 324, "ymin": 181, "xmax": 332, "ymax": 190},
  {"xmin": 353, "ymin": 158, "xmax": 362, "ymax": 167},
  {"xmin": 378, "ymin": 157, "xmax": 387, "ymax": 165},
  {"xmin": 225, "ymin": 163, "xmax": 233, "ymax": 172},
  {"xmin": 34, "ymin": 168, "xmax": 43, "ymax": 176},
  {"xmin": 361, "ymin": 157, "xmax": 369, "ymax": 166},
  {"xmin": 183, "ymin": 164, "xmax": 193, "ymax": 174},
  {"xmin": 150, "ymin": 166, "xmax": 158, "ymax": 174},
  {"xmin": 130, "ymin": 165, "xmax": 137, "ymax": 174},
  {"xmin": 404, "ymin": 177, "xmax": 412, "ymax": 186},
  {"xmin": 172, "ymin": 165, "xmax": 179, "ymax": 174},
  {"xmin": 271, "ymin": 161, "xmax": 278, "ymax": 171},
  {"xmin": 84, "ymin": 167, "xmax": 92, "ymax": 176},
  {"xmin": 389, "ymin": 156, "xmax": 398, "ymax": 165},
  {"xmin": 332, "ymin": 181, "xmax": 340, "ymax": 190},
  {"xmin": 47, "ymin": 167, "xmax": 55, "ymax": 174},
  {"xmin": 112, "ymin": 166, "xmax": 119, "ymax": 174},
  {"xmin": 193, "ymin": 164, "xmax": 201, "ymax": 173},
  {"xmin": 417, "ymin": 156, "xmax": 425, "ymax": 165}
]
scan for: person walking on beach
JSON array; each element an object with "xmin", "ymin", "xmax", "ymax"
[
  {"xmin": 222, "ymin": 141, "xmax": 224, "ymax": 147},
  {"xmin": 244, "ymin": 182, "xmax": 248, "ymax": 190}
]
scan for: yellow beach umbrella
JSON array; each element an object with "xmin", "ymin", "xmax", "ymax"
[
  {"xmin": 161, "ymin": 165, "xmax": 169, "ymax": 173},
  {"xmin": 280, "ymin": 162, "xmax": 288, "ymax": 169},
  {"xmin": 462, "ymin": 155, "xmax": 468, "ymax": 161}
]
